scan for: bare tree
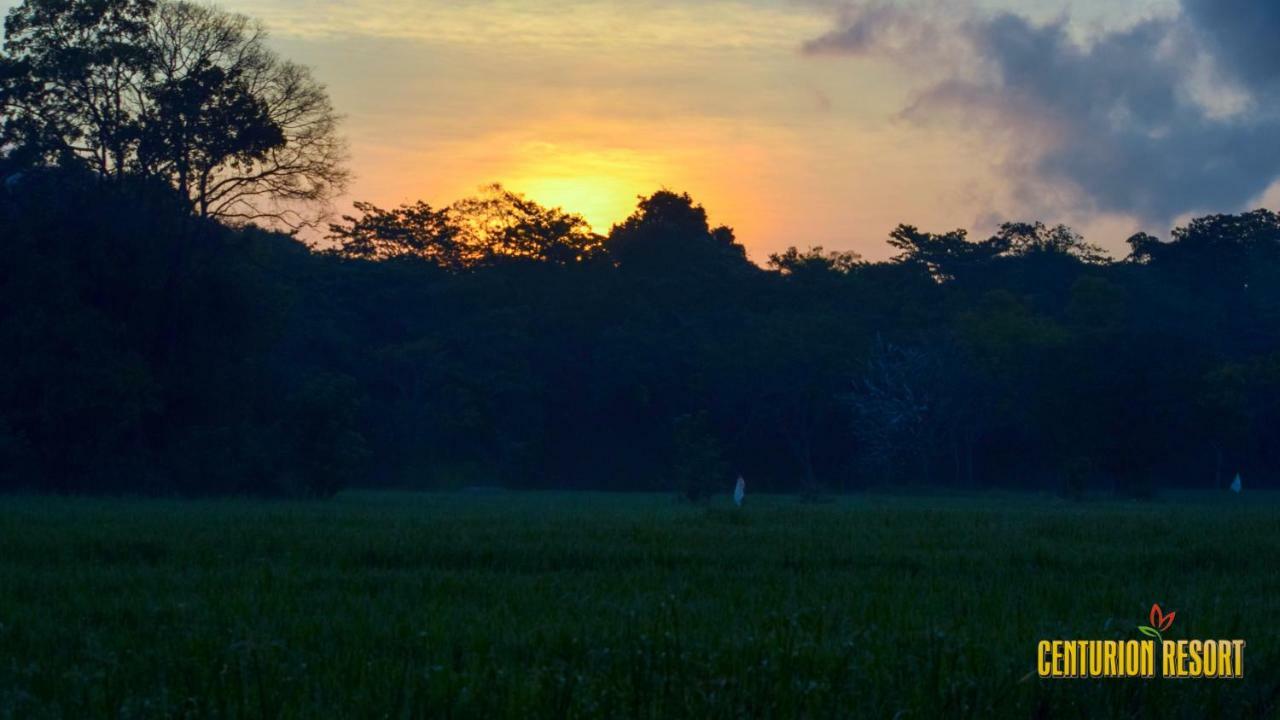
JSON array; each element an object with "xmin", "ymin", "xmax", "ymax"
[
  {"xmin": 140, "ymin": 1, "xmax": 348, "ymax": 227},
  {"xmin": 849, "ymin": 338, "xmax": 937, "ymax": 483},
  {"xmin": 848, "ymin": 336, "xmax": 986, "ymax": 486}
]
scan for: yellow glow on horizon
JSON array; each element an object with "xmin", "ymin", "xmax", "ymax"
[
  {"xmin": 359, "ymin": 117, "xmax": 794, "ymax": 259},
  {"xmin": 502, "ymin": 140, "xmax": 667, "ymax": 233},
  {"xmin": 510, "ymin": 176, "xmax": 638, "ymax": 234}
]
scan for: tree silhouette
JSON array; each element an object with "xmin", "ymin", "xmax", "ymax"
[
  {"xmin": 768, "ymin": 246, "xmax": 862, "ymax": 278},
  {"xmin": 992, "ymin": 221, "xmax": 1110, "ymax": 264},
  {"xmin": 6, "ymin": 0, "xmax": 1280, "ymax": 499},
  {"xmin": 0, "ymin": 0, "xmax": 347, "ymax": 226},
  {"xmin": 449, "ymin": 183, "xmax": 603, "ymax": 265},
  {"xmin": 606, "ymin": 190, "xmax": 749, "ymax": 274},
  {"xmin": 887, "ymin": 224, "xmax": 1004, "ymax": 281},
  {"xmin": 327, "ymin": 200, "xmax": 464, "ymax": 265},
  {"xmin": 327, "ymin": 185, "xmax": 602, "ymax": 267},
  {"xmin": 0, "ymin": 0, "xmax": 155, "ymax": 175}
]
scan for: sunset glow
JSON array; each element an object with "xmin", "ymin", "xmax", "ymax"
[
  {"xmin": 38, "ymin": 0, "xmax": 1266, "ymax": 260},
  {"xmin": 501, "ymin": 140, "xmax": 666, "ymax": 233}
]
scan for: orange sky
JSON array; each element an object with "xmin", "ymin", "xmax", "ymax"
[{"xmin": 153, "ymin": 0, "xmax": 1278, "ymax": 263}]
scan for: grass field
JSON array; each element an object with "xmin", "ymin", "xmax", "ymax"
[{"xmin": 0, "ymin": 491, "xmax": 1277, "ymax": 718}]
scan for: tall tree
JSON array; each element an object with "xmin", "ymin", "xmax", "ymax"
[
  {"xmin": 606, "ymin": 190, "xmax": 749, "ymax": 275},
  {"xmin": 0, "ymin": 0, "xmax": 155, "ymax": 175},
  {"xmin": 0, "ymin": 0, "xmax": 347, "ymax": 226}
]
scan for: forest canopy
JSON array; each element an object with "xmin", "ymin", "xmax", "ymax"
[{"xmin": 3, "ymin": 0, "xmax": 1280, "ymax": 498}]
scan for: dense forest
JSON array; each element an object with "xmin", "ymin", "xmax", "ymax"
[{"xmin": 3, "ymin": 0, "xmax": 1280, "ymax": 498}]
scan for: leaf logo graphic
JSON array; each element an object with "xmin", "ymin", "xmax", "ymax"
[{"xmin": 1138, "ymin": 603, "xmax": 1175, "ymax": 643}]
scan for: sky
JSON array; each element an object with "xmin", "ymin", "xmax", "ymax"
[{"xmin": 8, "ymin": 0, "xmax": 1280, "ymax": 261}]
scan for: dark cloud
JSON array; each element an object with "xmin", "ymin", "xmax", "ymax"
[
  {"xmin": 1182, "ymin": 0, "xmax": 1280, "ymax": 97},
  {"xmin": 804, "ymin": 1, "xmax": 1280, "ymax": 224}
]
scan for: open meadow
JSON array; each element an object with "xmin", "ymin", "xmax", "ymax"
[{"xmin": 0, "ymin": 492, "xmax": 1277, "ymax": 718}]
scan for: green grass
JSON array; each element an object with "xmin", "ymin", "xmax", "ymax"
[{"xmin": 0, "ymin": 491, "xmax": 1278, "ymax": 718}]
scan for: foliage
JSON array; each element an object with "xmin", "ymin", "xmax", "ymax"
[
  {"xmin": 606, "ymin": 190, "xmax": 750, "ymax": 276},
  {"xmin": 5, "ymin": 5, "xmax": 1280, "ymax": 497},
  {"xmin": 326, "ymin": 184, "xmax": 603, "ymax": 268},
  {"xmin": 8, "ymin": 161, "xmax": 1280, "ymax": 495},
  {"xmin": 0, "ymin": 167, "xmax": 362, "ymax": 496},
  {"xmin": 0, "ymin": 0, "xmax": 347, "ymax": 226},
  {"xmin": 448, "ymin": 183, "xmax": 604, "ymax": 265},
  {"xmin": 326, "ymin": 200, "xmax": 463, "ymax": 264},
  {"xmin": 767, "ymin": 245, "xmax": 862, "ymax": 277}
]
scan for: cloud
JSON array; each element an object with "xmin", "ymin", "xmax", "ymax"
[
  {"xmin": 802, "ymin": 2, "xmax": 940, "ymax": 57},
  {"xmin": 803, "ymin": 0, "xmax": 1280, "ymax": 224},
  {"xmin": 1181, "ymin": 0, "xmax": 1280, "ymax": 97}
]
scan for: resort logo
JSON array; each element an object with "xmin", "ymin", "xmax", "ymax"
[
  {"xmin": 1137, "ymin": 603, "xmax": 1176, "ymax": 645},
  {"xmin": 1037, "ymin": 604, "xmax": 1245, "ymax": 679}
]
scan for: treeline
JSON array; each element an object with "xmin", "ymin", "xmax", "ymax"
[
  {"xmin": 3, "ymin": 0, "xmax": 1280, "ymax": 498},
  {"xmin": 3, "ymin": 165, "xmax": 1280, "ymax": 497}
]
